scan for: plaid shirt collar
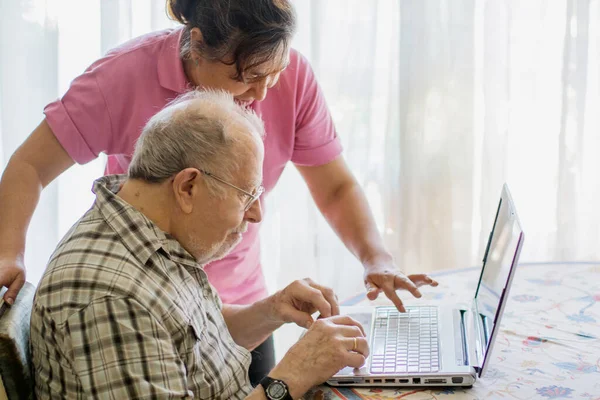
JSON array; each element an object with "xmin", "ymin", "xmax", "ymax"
[{"xmin": 92, "ymin": 175, "xmax": 199, "ymax": 269}]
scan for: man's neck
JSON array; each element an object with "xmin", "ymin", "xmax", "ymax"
[{"xmin": 117, "ymin": 179, "xmax": 172, "ymax": 234}]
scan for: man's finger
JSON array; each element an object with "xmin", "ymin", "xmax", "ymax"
[
  {"xmin": 394, "ymin": 274, "xmax": 422, "ymax": 298},
  {"xmin": 328, "ymin": 315, "xmax": 367, "ymax": 336},
  {"xmin": 295, "ymin": 285, "xmax": 333, "ymax": 318},
  {"xmin": 306, "ymin": 281, "xmax": 340, "ymax": 316},
  {"xmin": 280, "ymin": 305, "xmax": 314, "ymax": 328},
  {"xmin": 346, "ymin": 336, "xmax": 370, "ymax": 357},
  {"xmin": 336, "ymin": 324, "xmax": 366, "ymax": 338},
  {"xmin": 344, "ymin": 352, "xmax": 367, "ymax": 369}
]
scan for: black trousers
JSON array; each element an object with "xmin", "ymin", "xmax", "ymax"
[{"xmin": 248, "ymin": 335, "xmax": 276, "ymax": 386}]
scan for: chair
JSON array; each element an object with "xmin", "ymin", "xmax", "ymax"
[{"xmin": 0, "ymin": 283, "xmax": 35, "ymax": 400}]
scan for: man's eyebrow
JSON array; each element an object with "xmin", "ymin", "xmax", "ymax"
[{"xmin": 249, "ymin": 178, "xmax": 263, "ymax": 190}]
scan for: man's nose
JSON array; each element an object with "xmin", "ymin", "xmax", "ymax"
[{"xmin": 245, "ymin": 198, "xmax": 263, "ymax": 223}]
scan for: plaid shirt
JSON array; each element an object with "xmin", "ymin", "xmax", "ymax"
[{"xmin": 30, "ymin": 175, "xmax": 252, "ymax": 399}]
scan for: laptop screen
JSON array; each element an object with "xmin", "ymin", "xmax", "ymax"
[{"xmin": 473, "ymin": 184, "xmax": 524, "ymax": 376}]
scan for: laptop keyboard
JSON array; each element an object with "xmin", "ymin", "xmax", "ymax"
[{"xmin": 370, "ymin": 306, "xmax": 440, "ymax": 374}]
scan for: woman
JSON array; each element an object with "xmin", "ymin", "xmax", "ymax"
[{"xmin": 0, "ymin": 0, "xmax": 436, "ymax": 384}]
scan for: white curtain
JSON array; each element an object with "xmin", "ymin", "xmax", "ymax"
[
  {"xmin": 0, "ymin": 0, "xmax": 177, "ymax": 285},
  {"xmin": 1, "ymin": 0, "xmax": 599, "ymax": 353},
  {"xmin": 262, "ymin": 0, "xmax": 600, "ymax": 301}
]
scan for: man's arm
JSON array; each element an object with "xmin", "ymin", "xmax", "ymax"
[
  {"xmin": 297, "ymin": 157, "xmax": 438, "ymax": 312},
  {"xmin": 65, "ymin": 297, "xmax": 192, "ymax": 399},
  {"xmin": 221, "ymin": 300, "xmax": 282, "ymax": 351},
  {"xmin": 222, "ymin": 278, "xmax": 340, "ymax": 350}
]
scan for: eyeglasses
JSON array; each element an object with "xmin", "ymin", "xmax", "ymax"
[{"xmin": 200, "ymin": 170, "xmax": 264, "ymax": 212}]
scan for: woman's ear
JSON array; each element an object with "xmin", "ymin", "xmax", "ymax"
[
  {"xmin": 172, "ymin": 168, "xmax": 201, "ymax": 214},
  {"xmin": 189, "ymin": 28, "xmax": 204, "ymax": 67},
  {"xmin": 190, "ymin": 27, "xmax": 203, "ymax": 43}
]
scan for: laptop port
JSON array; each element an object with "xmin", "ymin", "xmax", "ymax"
[
  {"xmin": 384, "ymin": 379, "xmax": 395, "ymax": 383},
  {"xmin": 452, "ymin": 377, "xmax": 464, "ymax": 384},
  {"xmin": 398, "ymin": 379, "xmax": 409, "ymax": 383},
  {"xmin": 424, "ymin": 378, "xmax": 447, "ymax": 384},
  {"xmin": 336, "ymin": 379, "xmax": 359, "ymax": 384},
  {"xmin": 373, "ymin": 379, "xmax": 382, "ymax": 383},
  {"xmin": 413, "ymin": 378, "xmax": 421, "ymax": 384}
]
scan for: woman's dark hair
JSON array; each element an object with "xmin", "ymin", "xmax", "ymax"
[{"xmin": 167, "ymin": 0, "xmax": 296, "ymax": 81}]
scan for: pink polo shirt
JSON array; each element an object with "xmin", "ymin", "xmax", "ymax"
[{"xmin": 44, "ymin": 28, "xmax": 342, "ymax": 305}]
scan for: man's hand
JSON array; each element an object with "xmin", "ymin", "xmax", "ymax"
[
  {"xmin": 364, "ymin": 259, "xmax": 438, "ymax": 312},
  {"xmin": 268, "ymin": 315, "xmax": 369, "ymax": 398},
  {"xmin": 0, "ymin": 255, "xmax": 26, "ymax": 305},
  {"xmin": 268, "ymin": 278, "xmax": 340, "ymax": 329}
]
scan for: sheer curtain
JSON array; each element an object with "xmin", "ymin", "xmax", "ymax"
[
  {"xmin": 262, "ymin": 0, "xmax": 600, "ymax": 355},
  {"xmin": 0, "ymin": 0, "xmax": 177, "ymax": 285},
  {"xmin": 262, "ymin": 0, "xmax": 600, "ymax": 295},
  {"xmin": 1, "ymin": 0, "xmax": 599, "ymax": 354}
]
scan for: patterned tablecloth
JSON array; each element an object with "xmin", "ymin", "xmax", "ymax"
[{"xmin": 305, "ymin": 262, "xmax": 600, "ymax": 400}]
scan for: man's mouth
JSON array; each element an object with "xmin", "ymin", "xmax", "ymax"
[
  {"xmin": 233, "ymin": 225, "xmax": 248, "ymax": 234},
  {"xmin": 234, "ymin": 99, "xmax": 254, "ymax": 108}
]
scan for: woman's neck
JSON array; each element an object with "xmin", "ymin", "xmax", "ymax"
[{"xmin": 181, "ymin": 56, "xmax": 199, "ymax": 87}]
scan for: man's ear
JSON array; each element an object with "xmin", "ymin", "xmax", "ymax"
[{"xmin": 172, "ymin": 168, "xmax": 201, "ymax": 214}]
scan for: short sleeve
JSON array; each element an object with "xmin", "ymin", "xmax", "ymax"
[
  {"xmin": 291, "ymin": 52, "xmax": 343, "ymax": 166},
  {"xmin": 65, "ymin": 297, "xmax": 192, "ymax": 399},
  {"xmin": 44, "ymin": 70, "xmax": 113, "ymax": 165}
]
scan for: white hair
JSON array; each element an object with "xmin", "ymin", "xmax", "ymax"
[{"xmin": 128, "ymin": 90, "xmax": 265, "ymax": 196}]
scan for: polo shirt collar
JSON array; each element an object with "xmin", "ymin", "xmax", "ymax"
[{"xmin": 157, "ymin": 27, "xmax": 192, "ymax": 94}]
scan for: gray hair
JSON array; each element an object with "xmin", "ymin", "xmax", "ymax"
[{"xmin": 128, "ymin": 90, "xmax": 264, "ymax": 197}]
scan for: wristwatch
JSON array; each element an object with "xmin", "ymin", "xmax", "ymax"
[{"xmin": 259, "ymin": 376, "xmax": 293, "ymax": 400}]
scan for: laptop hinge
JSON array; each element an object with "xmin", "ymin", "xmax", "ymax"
[
  {"xmin": 454, "ymin": 310, "xmax": 469, "ymax": 366},
  {"xmin": 465, "ymin": 299, "xmax": 488, "ymax": 369}
]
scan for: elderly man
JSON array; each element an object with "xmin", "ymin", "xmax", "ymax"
[{"xmin": 30, "ymin": 91, "xmax": 368, "ymax": 399}]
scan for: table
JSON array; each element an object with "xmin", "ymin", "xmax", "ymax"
[{"xmin": 305, "ymin": 262, "xmax": 600, "ymax": 399}]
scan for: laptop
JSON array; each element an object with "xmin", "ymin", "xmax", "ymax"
[{"xmin": 327, "ymin": 184, "xmax": 524, "ymax": 387}]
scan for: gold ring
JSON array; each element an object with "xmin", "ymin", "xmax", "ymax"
[{"xmin": 352, "ymin": 337, "xmax": 358, "ymax": 352}]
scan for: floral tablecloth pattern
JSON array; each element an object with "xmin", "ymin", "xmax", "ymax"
[{"xmin": 306, "ymin": 262, "xmax": 600, "ymax": 399}]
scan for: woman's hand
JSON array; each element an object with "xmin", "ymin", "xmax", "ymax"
[
  {"xmin": 0, "ymin": 255, "xmax": 26, "ymax": 305},
  {"xmin": 364, "ymin": 258, "xmax": 438, "ymax": 312}
]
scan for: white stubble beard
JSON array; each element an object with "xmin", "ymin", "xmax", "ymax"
[{"xmin": 190, "ymin": 222, "xmax": 248, "ymax": 266}]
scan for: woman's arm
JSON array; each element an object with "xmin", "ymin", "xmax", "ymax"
[
  {"xmin": 0, "ymin": 119, "xmax": 74, "ymax": 303},
  {"xmin": 297, "ymin": 157, "xmax": 438, "ymax": 312}
]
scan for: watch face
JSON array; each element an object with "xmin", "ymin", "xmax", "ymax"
[{"xmin": 266, "ymin": 381, "xmax": 287, "ymax": 400}]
